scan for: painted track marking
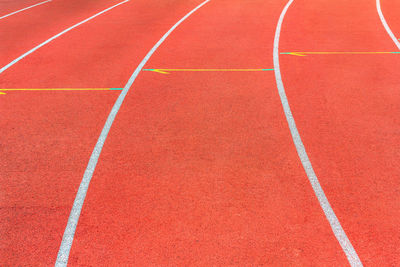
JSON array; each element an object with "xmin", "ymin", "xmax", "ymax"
[
  {"xmin": 143, "ymin": 68, "xmax": 274, "ymax": 74},
  {"xmin": 0, "ymin": 88, "xmax": 122, "ymax": 95},
  {"xmin": 0, "ymin": 0, "xmax": 130, "ymax": 75},
  {"xmin": 273, "ymin": 0, "xmax": 363, "ymax": 266},
  {"xmin": 282, "ymin": 51, "xmax": 400, "ymax": 56},
  {"xmin": 376, "ymin": 0, "xmax": 400, "ymax": 50},
  {"xmin": 55, "ymin": 1, "xmax": 210, "ymax": 266},
  {"xmin": 0, "ymin": 88, "xmax": 122, "ymax": 91},
  {"xmin": 0, "ymin": 0, "xmax": 52, "ymax": 20}
]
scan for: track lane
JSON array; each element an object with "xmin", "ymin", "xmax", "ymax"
[
  {"xmin": 0, "ymin": 0, "xmax": 205, "ymax": 89},
  {"xmin": 0, "ymin": 0, "xmax": 124, "ymax": 68},
  {"xmin": 0, "ymin": 0, "xmax": 130, "ymax": 75},
  {"xmin": 0, "ymin": 0, "xmax": 44, "ymax": 16},
  {"xmin": 0, "ymin": 0, "xmax": 52, "ymax": 20},
  {"xmin": 273, "ymin": 0, "xmax": 360, "ymax": 264},
  {"xmin": 56, "ymin": 1, "xmax": 210, "ymax": 265},
  {"xmin": 280, "ymin": 0, "xmax": 400, "ymax": 264},
  {"xmin": 0, "ymin": 0, "xmax": 52, "ymax": 19},
  {"xmin": 66, "ymin": 0, "xmax": 351, "ymax": 265},
  {"xmin": 0, "ymin": 0, "xmax": 205, "ymax": 265}
]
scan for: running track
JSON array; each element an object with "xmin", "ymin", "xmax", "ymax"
[{"xmin": 1, "ymin": 0, "xmax": 400, "ymax": 265}]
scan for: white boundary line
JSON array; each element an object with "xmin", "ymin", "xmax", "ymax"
[
  {"xmin": 376, "ymin": 0, "xmax": 400, "ymax": 50},
  {"xmin": 273, "ymin": 0, "xmax": 363, "ymax": 266},
  {"xmin": 0, "ymin": 0, "xmax": 130, "ymax": 75},
  {"xmin": 0, "ymin": 0, "xmax": 52, "ymax": 20},
  {"xmin": 55, "ymin": 0, "xmax": 210, "ymax": 266}
]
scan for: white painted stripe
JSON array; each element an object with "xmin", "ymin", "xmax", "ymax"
[
  {"xmin": 55, "ymin": 1, "xmax": 210, "ymax": 266},
  {"xmin": 273, "ymin": 0, "xmax": 363, "ymax": 266},
  {"xmin": 0, "ymin": 0, "xmax": 52, "ymax": 20},
  {"xmin": 0, "ymin": 0, "xmax": 129, "ymax": 75},
  {"xmin": 376, "ymin": 0, "xmax": 400, "ymax": 50}
]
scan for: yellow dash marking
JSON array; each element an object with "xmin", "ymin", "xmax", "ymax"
[
  {"xmin": 146, "ymin": 69, "xmax": 272, "ymax": 74},
  {"xmin": 283, "ymin": 51, "xmax": 398, "ymax": 56},
  {"xmin": 158, "ymin": 68, "xmax": 267, "ymax": 71},
  {"xmin": 0, "ymin": 88, "xmax": 113, "ymax": 91}
]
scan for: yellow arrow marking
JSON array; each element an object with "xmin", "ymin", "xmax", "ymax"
[
  {"xmin": 289, "ymin": 52, "xmax": 307, "ymax": 56},
  {"xmin": 152, "ymin": 69, "xmax": 171, "ymax": 74}
]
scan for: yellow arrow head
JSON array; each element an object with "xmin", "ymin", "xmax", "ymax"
[
  {"xmin": 152, "ymin": 69, "xmax": 170, "ymax": 74},
  {"xmin": 289, "ymin": 52, "xmax": 306, "ymax": 56}
]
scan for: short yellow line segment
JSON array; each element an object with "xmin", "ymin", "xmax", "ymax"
[
  {"xmin": 282, "ymin": 51, "xmax": 400, "ymax": 56},
  {"xmin": 0, "ymin": 88, "xmax": 122, "ymax": 95},
  {"xmin": 1, "ymin": 88, "xmax": 108, "ymax": 91},
  {"xmin": 143, "ymin": 68, "xmax": 274, "ymax": 74}
]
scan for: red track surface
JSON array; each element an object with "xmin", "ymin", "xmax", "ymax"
[{"xmin": 1, "ymin": 0, "xmax": 399, "ymax": 265}]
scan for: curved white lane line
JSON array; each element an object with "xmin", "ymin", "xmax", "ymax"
[
  {"xmin": 0, "ymin": 0, "xmax": 130, "ymax": 75},
  {"xmin": 273, "ymin": 0, "xmax": 363, "ymax": 266},
  {"xmin": 0, "ymin": 0, "xmax": 52, "ymax": 20},
  {"xmin": 376, "ymin": 0, "xmax": 400, "ymax": 50},
  {"xmin": 55, "ymin": 1, "xmax": 210, "ymax": 266}
]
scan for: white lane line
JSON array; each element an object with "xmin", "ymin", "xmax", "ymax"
[
  {"xmin": 55, "ymin": 0, "xmax": 210, "ymax": 266},
  {"xmin": 0, "ymin": 0, "xmax": 52, "ymax": 20},
  {"xmin": 273, "ymin": 0, "xmax": 363, "ymax": 266},
  {"xmin": 0, "ymin": 0, "xmax": 129, "ymax": 75},
  {"xmin": 376, "ymin": 0, "xmax": 400, "ymax": 50}
]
